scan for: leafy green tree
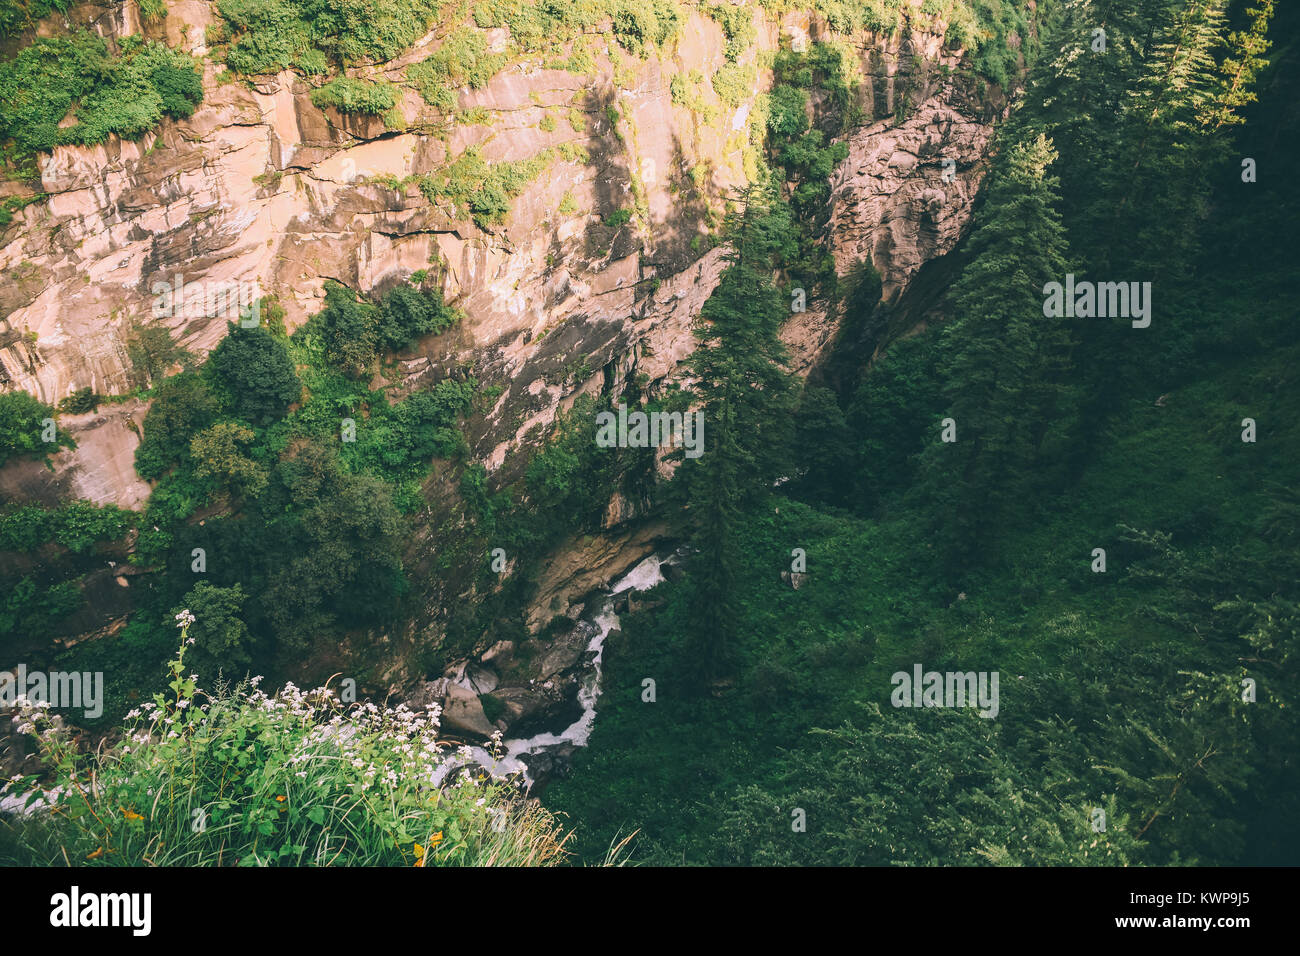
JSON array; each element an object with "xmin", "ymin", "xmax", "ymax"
[
  {"xmin": 319, "ymin": 281, "xmax": 380, "ymax": 378},
  {"xmin": 847, "ymin": 332, "xmax": 944, "ymax": 514},
  {"xmin": 205, "ymin": 321, "xmax": 300, "ymax": 423},
  {"xmin": 377, "ymin": 283, "xmax": 458, "ymax": 350},
  {"xmin": 126, "ymin": 319, "xmax": 190, "ymax": 390},
  {"xmin": 318, "ymin": 281, "xmax": 458, "ymax": 378},
  {"xmin": 135, "ymin": 371, "xmax": 219, "ymax": 479},
  {"xmin": 57, "ymin": 388, "xmax": 101, "ymax": 415},
  {"xmin": 171, "ymin": 582, "xmax": 253, "ymax": 678},
  {"xmin": 0, "ymin": 389, "xmax": 73, "ymax": 466},
  {"xmin": 190, "ymin": 421, "xmax": 269, "ymax": 499},
  {"xmin": 262, "ymin": 444, "xmax": 405, "ymax": 656}
]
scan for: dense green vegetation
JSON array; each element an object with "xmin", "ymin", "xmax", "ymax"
[
  {"xmin": 764, "ymin": 43, "xmax": 856, "ymax": 288},
  {"xmin": 408, "ymin": 29, "xmax": 508, "ymax": 111},
  {"xmin": 212, "ymin": 0, "xmax": 445, "ymax": 74},
  {"xmin": 0, "ymin": 0, "xmax": 65, "ymax": 40},
  {"xmin": 542, "ymin": 0, "xmax": 1298, "ymax": 866},
  {"xmin": 310, "ymin": 75, "xmax": 400, "ymax": 116},
  {"xmin": 0, "ymin": 390, "xmax": 72, "ymax": 467},
  {"xmin": 1, "ymin": 0, "xmax": 1292, "ymax": 870},
  {"xmin": 0, "ymin": 32, "xmax": 201, "ymax": 159},
  {"xmin": 18, "ymin": 281, "xmax": 473, "ymax": 720},
  {"xmin": 0, "ymin": 502, "xmax": 133, "ymax": 640}
]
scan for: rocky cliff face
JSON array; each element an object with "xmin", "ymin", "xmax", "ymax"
[
  {"xmin": 1, "ymin": 1, "xmax": 998, "ymax": 506},
  {"xmin": 0, "ymin": 1, "xmax": 1008, "ymax": 731}
]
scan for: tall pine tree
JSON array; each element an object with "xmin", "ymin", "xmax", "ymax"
[
  {"xmin": 680, "ymin": 184, "xmax": 798, "ymax": 681},
  {"xmin": 915, "ymin": 133, "xmax": 1074, "ymax": 571}
]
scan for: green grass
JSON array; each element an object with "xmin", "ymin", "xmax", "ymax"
[{"xmin": 1, "ymin": 632, "xmax": 570, "ymax": 866}]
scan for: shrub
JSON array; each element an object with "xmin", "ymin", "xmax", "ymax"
[
  {"xmin": 766, "ymin": 84, "xmax": 809, "ymax": 138},
  {"xmin": 407, "ymin": 30, "xmax": 507, "ymax": 111},
  {"xmin": 705, "ymin": 2, "xmax": 756, "ymax": 61},
  {"xmin": 377, "ymin": 283, "xmax": 458, "ymax": 350},
  {"xmin": 310, "ymin": 76, "xmax": 398, "ymax": 115},
  {"xmin": 316, "ymin": 281, "xmax": 379, "ymax": 378},
  {"xmin": 57, "ymin": 388, "xmax": 101, "ymax": 415},
  {"xmin": 126, "ymin": 320, "xmax": 190, "ymax": 390},
  {"xmin": 0, "ymin": 576, "xmax": 79, "ymax": 639},
  {"xmin": 217, "ymin": 0, "xmax": 443, "ymax": 74},
  {"xmin": 418, "ymin": 146, "xmax": 554, "ymax": 228},
  {"xmin": 316, "ymin": 281, "xmax": 457, "ymax": 378},
  {"xmin": 169, "ymin": 583, "xmax": 253, "ymax": 678},
  {"xmin": 346, "ymin": 380, "xmax": 476, "ymax": 481},
  {"xmin": 611, "ymin": 0, "xmax": 684, "ymax": 57},
  {"xmin": 0, "ymin": 502, "xmax": 132, "ymax": 553},
  {"xmin": 711, "ymin": 61, "xmax": 755, "ymax": 109},
  {"xmin": 0, "ymin": 390, "xmax": 72, "ymax": 466}
]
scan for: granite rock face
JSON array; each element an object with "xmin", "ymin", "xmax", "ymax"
[
  {"xmin": 0, "ymin": 4, "xmax": 1013, "ymax": 726},
  {"xmin": 0, "ymin": 2, "xmax": 998, "ymax": 511}
]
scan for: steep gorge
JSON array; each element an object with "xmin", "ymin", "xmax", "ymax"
[{"xmin": 0, "ymin": 0, "xmax": 1023, "ymax": 747}]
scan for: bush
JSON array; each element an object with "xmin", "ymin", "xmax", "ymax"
[
  {"xmin": 57, "ymin": 388, "xmax": 101, "ymax": 415},
  {"xmin": 0, "ymin": 390, "xmax": 72, "ymax": 466},
  {"xmin": 377, "ymin": 283, "xmax": 459, "ymax": 350},
  {"xmin": 0, "ymin": 576, "xmax": 79, "ymax": 639},
  {"xmin": 0, "ymin": 630, "xmax": 569, "ymax": 866},
  {"xmin": 217, "ymin": 0, "xmax": 442, "ymax": 75},
  {"xmin": 711, "ymin": 61, "xmax": 755, "ymax": 109},
  {"xmin": 0, "ymin": 0, "xmax": 67, "ymax": 40},
  {"xmin": 767, "ymin": 84, "xmax": 809, "ymax": 138},
  {"xmin": 705, "ymin": 2, "xmax": 755, "ymax": 61},
  {"xmin": 170, "ymin": 583, "xmax": 253, "ymax": 678},
  {"xmin": 316, "ymin": 280, "xmax": 458, "ymax": 378},
  {"xmin": 0, "ymin": 502, "xmax": 133, "ymax": 553},
  {"xmin": 310, "ymin": 76, "xmax": 398, "ymax": 115},
  {"xmin": 418, "ymin": 146, "xmax": 554, "ymax": 228},
  {"xmin": 611, "ymin": 0, "xmax": 684, "ymax": 57},
  {"xmin": 346, "ymin": 380, "xmax": 476, "ymax": 481}
]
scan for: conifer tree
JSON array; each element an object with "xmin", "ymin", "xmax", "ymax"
[
  {"xmin": 916, "ymin": 133, "xmax": 1074, "ymax": 568},
  {"xmin": 680, "ymin": 183, "xmax": 798, "ymax": 680}
]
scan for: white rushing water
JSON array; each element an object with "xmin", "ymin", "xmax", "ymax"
[{"xmin": 431, "ymin": 551, "xmax": 674, "ymax": 789}]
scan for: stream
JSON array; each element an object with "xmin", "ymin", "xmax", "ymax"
[{"xmin": 430, "ymin": 549, "xmax": 678, "ymax": 790}]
